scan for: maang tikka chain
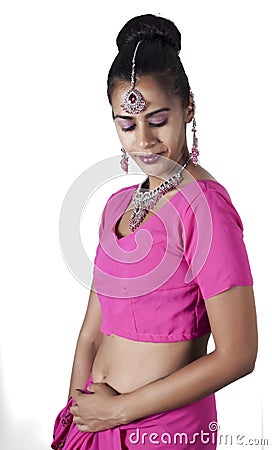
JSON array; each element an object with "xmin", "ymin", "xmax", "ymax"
[{"xmin": 121, "ymin": 41, "xmax": 147, "ymax": 114}]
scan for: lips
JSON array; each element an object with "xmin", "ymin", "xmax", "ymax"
[{"xmin": 138, "ymin": 152, "xmax": 163, "ymax": 164}]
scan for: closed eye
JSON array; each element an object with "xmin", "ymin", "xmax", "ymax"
[
  {"xmin": 149, "ymin": 119, "xmax": 168, "ymax": 127},
  {"xmin": 122, "ymin": 124, "xmax": 136, "ymax": 132},
  {"xmin": 122, "ymin": 119, "xmax": 168, "ymax": 132}
]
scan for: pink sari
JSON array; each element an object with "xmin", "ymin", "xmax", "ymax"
[{"xmin": 51, "ymin": 373, "xmax": 217, "ymax": 449}]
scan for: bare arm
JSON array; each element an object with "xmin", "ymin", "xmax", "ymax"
[
  {"xmin": 118, "ymin": 285, "xmax": 258, "ymax": 422},
  {"xmin": 68, "ymin": 282, "xmax": 102, "ymax": 400}
]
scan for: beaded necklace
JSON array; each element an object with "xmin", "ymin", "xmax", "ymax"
[{"xmin": 129, "ymin": 153, "xmax": 192, "ymax": 232}]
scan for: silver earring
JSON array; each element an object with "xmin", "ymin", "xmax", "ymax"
[
  {"xmin": 190, "ymin": 91, "xmax": 199, "ymax": 166},
  {"xmin": 191, "ymin": 117, "xmax": 199, "ymax": 166},
  {"xmin": 120, "ymin": 148, "xmax": 129, "ymax": 174}
]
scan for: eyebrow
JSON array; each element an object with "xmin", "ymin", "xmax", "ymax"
[{"xmin": 112, "ymin": 107, "xmax": 171, "ymax": 120}]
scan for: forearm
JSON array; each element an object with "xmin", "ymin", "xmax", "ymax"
[
  {"xmin": 119, "ymin": 349, "xmax": 255, "ymax": 423},
  {"xmin": 68, "ymin": 337, "xmax": 99, "ymax": 400}
]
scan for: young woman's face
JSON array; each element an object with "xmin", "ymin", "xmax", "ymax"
[{"xmin": 111, "ymin": 76, "xmax": 193, "ymax": 178}]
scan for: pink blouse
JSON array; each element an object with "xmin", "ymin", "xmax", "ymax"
[{"xmin": 93, "ymin": 179, "xmax": 253, "ymax": 343}]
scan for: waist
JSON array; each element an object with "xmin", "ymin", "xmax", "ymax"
[
  {"xmin": 96, "ymin": 286, "xmax": 211, "ymax": 343},
  {"xmin": 91, "ymin": 332, "xmax": 210, "ymax": 394}
]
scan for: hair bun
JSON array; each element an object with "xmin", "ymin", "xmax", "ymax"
[{"xmin": 116, "ymin": 14, "xmax": 181, "ymax": 54}]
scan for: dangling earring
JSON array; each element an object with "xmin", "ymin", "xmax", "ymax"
[
  {"xmin": 190, "ymin": 91, "xmax": 199, "ymax": 166},
  {"xmin": 120, "ymin": 148, "xmax": 129, "ymax": 174},
  {"xmin": 191, "ymin": 117, "xmax": 199, "ymax": 166}
]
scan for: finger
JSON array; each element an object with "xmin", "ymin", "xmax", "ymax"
[
  {"xmin": 72, "ymin": 415, "xmax": 83, "ymax": 426},
  {"xmin": 76, "ymin": 423, "xmax": 91, "ymax": 433},
  {"xmin": 87, "ymin": 383, "xmax": 100, "ymax": 393},
  {"xmin": 86, "ymin": 385, "xmax": 95, "ymax": 393},
  {"xmin": 69, "ymin": 405, "xmax": 79, "ymax": 416},
  {"xmin": 72, "ymin": 388, "xmax": 84, "ymax": 402},
  {"xmin": 75, "ymin": 387, "xmax": 93, "ymax": 395}
]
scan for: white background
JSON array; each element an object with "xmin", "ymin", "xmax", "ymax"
[{"xmin": 1, "ymin": 0, "xmax": 271, "ymax": 448}]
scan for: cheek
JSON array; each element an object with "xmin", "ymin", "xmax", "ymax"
[
  {"xmin": 161, "ymin": 128, "xmax": 186, "ymax": 153},
  {"xmin": 161, "ymin": 129, "xmax": 180, "ymax": 147},
  {"xmin": 115, "ymin": 129, "xmax": 135, "ymax": 151}
]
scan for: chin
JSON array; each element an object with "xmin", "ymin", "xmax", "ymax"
[
  {"xmin": 141, "ymin": 166, "xmax": 169, "ymax": 180},
  {"xmin": 137, "ymin": 158, "xmax": 176, "ymax": 179}
]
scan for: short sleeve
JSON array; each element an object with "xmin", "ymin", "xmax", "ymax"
[{"xmin": 182, "ymin": 187, "xmax": 253, "ymax": 300}]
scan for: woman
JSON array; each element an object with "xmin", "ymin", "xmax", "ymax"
[{"xmin": 51, "ymin": 14, "xmax": 258, "ymax": 450}]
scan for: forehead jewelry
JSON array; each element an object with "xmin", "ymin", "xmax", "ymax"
[{"xmin": 121, "ymin": 41, "xmax": 147, "ymax": 114}]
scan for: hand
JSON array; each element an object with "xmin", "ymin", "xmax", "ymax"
[{"xmin": 70, "ymin": 382, "xmax": 124, "ymax": 432}]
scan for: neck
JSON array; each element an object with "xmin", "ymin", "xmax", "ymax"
[{"xmin": 147, "ymin": 150, "xmax": 191, "ymax": 191}]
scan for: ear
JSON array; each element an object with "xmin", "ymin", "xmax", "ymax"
[{"xmin": 185, "ymin": 92, "xmax": 195, "ymax": 123}]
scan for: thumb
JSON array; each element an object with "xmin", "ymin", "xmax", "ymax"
[{"xmin": 87, "ymin": 383, "xmax": 98, "ymax": 393}]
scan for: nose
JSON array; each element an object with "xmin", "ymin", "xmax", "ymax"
[{"xmin": 136, "ymin": 123, "xmax": 158, "ymax": 150}]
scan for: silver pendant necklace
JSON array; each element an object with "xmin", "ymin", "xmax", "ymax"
[{"xmin": 129, "ymin": 153, "xmax": 192, "ymax": 232}]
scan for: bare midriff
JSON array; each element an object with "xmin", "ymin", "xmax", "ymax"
[{"xmin": 91, "ymin": 332, "xmax": 210, "ymax": 394}]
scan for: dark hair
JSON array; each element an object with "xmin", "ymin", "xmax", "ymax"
[{"xmin": 107, "ymin": 14, "xmax": 190, "ymax": 108}]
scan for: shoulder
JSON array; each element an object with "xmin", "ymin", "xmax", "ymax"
[
  {"xmin": 110, "ymin": 183, "xmax": 138, "ymax": 198},
  {"xmin": 182, "ymin": 179, "xmax": 233, "ymax": 208},
  {"xmin": 98, "ymin": 183, "xmax": 138, "ymax": 233},
  {"xmin": 182, "ymin": 179, "xmax": 253, "ymax": 294},
  {"xmin": 105, "ymin": 183, "xmax": 138, "ymax": 203},
  {"xmin": 186, "ymin": 179, "xmax": 232, "ymax": 199},
  {"xmin": 181, "ymin": 179, "xmax": 244, "ymax": 231},
  {"xmin": 101, "ymin": 183, "xmax": 138, "ymax": 215}
]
